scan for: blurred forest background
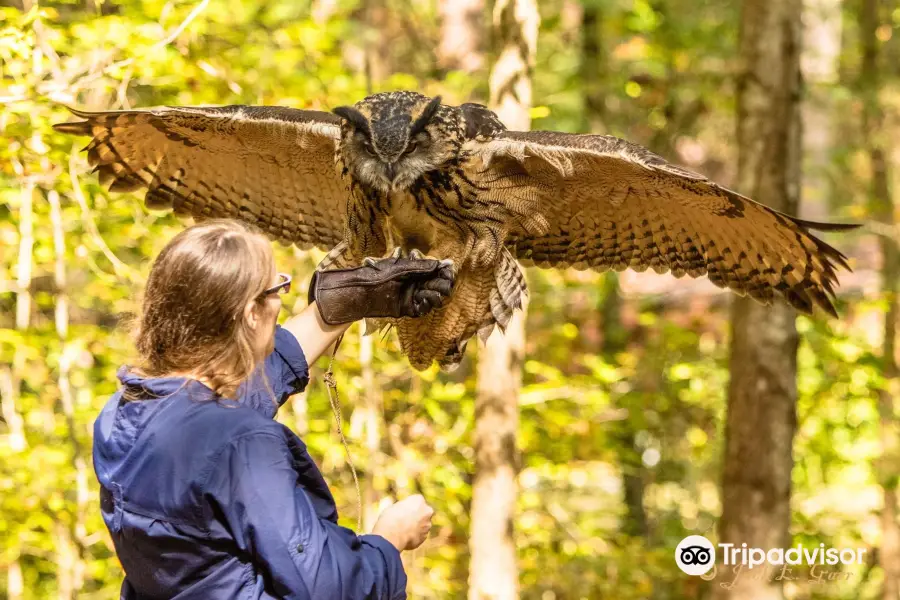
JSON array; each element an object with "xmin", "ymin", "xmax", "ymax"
[{"xmin": 0, "ymin": 0, "xmax": 896, "ymax": 598}]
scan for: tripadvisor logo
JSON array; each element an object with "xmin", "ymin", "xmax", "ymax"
[
  {"xmin": 675, "ymin": 535, "xmax": 867, "ymax": 583},
  {"xmin": 676, "ymin": 535, "xmax": 716, "ymax": 576}
]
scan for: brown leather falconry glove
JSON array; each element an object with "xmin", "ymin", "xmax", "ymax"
[{"xmin": 309, "ymin": 257, "xmax": 455, "ymax": 325}]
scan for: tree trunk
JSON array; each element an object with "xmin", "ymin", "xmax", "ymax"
[
  {"xmin": 714, "ymin": 2, "xmax": 802, "ymax": 599},
  {"xmin": 580, "ymin": 0, "xmax": 607, "ymax": 134},
  {"xmin": 801, "ymin": 0, "xmax": 842, "ymax": 221},
  {"xmin": 359, "ymin": 333, "xmax": 383, "ymax": 534},
  {"xmin": 362, "ymin": 0, "xmax": 391, "ymax": 92},
  {"xmin": 311, "ymin": 0, "xmax": 338, "ymax": 24},
  {"xmin": 469, "ymin": 2, "xmax": 538, "ymax": 599},
  {"xmin": 487, "ymin": 0, "xmax": 538, "ymax": 133},
  {"xmin": 859, "ymin": 0, "xmax": 900, "ymax": 596},
  {"xmin": 438, "ymin": 0, "xmax": 485, "ymax": 74},
  {"xmin": 49, "ymin": 189, "xmax": 87, "ymax": 598},
  {"xmin": 7, "ymin": 181, "xmax": 34, "ymax": 600},
  {"xmin": 354, "ymin": 0, "xmax": 391, "ymax": 542},
  {"xmin": 581, "ymin": 6, "xmax": 648, "ymax": 541}
]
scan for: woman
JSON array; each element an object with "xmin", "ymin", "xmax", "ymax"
[{"xmin": 93, "ymin": 219, "xmax": 455, "ymax": 599}]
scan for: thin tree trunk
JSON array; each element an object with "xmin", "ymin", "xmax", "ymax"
[
  {"xmin": 582, "ymin": 2, "xmax": 648, "ymax": 541},
  {"xmin": 7, "ymin": 181, "xmax": 34, "ymax": 600},
  {"xmin": 438, "ymin": 0, "xmax": 485, "ymax": 74},
  {"xmin": 352, "ymin": 0, "xmax": 392, "ymax": 542},
  {"xmin": 859, "ymin": 0, "xmax": 900, "ymax": 595},
  {"xmin": 469, "ymin": 2, "xmax": 538, "ymax": 599},
  {"xmin": 312, "ymin": 0, "xmax": 338, "ymax": 24},
  {"xmin": 714, "ymin": 1, "xmax": 802, "ymax": 599},
  {"xmin": 363, "ymin": 0, "xmax": 391, "ymax": 92},
  {"xmin": 487, "ymin": 0, "xmax": 538, "ymax": 133},
  {"xmin": 49, "ymin": 189, "xmax": 87, "ymax": 598},
  {"xmin": 6, "ymin": 560, "xmax": 23, "ymax": 600},
  {"xmin": 16, "ymin": 182, "xmax": 33, "ymax": 332},
  {"xmin": 801, "ymin": 0, "xmax": 842, "ymax": 221},
  {"xmin": 599, "ymin": 276, "xmax": 647, "ymax": 538},
  {"xmin": 0, "ymin": 367, "xmax": 24, "ymax": 452},
  {"xmin": 55, "ymin": 523, "xmax": 76, "ymax": 600},
  {"xmin": 359, "ymin": 333, "xmax": 382, "ymax": 534},
  {"xmin": 580, "ymin": 0, "xmax": 607, "ymax": 134},
  {"xmin": 289, "ymin": 389, "xmax": 309, "ymax": 436}
]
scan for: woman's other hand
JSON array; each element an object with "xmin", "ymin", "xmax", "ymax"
[{"xmin": 371, "ymin": 494, "xmax": 435, "ymax": 552}]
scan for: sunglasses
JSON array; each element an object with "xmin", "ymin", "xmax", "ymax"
[{"xmin": 260, "ymin": 273, "xmax": 292, "ymax": 298}]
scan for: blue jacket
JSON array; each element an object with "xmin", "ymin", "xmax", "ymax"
[{"xmin": 93, "ymin": 326, "xmax": 407, "ymax": 599}]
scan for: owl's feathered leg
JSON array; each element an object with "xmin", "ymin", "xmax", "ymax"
[
  {"xmin": 477, "ymin": 247, "xmax": 528, "ymax": 344},
  {"xmin": 316, "ymin": 241, "xmax": 356, "ymax": 271},
  {"xmin": 392, "ymin": 245, "xmax": 528, "ymax": 371}
]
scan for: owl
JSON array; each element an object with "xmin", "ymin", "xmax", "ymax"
[{"xmin": 55, "ymin": 91, "xmax": 857, "ymax": 371}]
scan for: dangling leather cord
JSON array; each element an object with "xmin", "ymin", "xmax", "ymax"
[{"xmin": 323, "ymin": 332, "xmax": 363, "ymax": 532}]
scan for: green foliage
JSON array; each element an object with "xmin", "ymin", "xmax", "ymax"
[{"xmin": 0, "ymin": 1, "xmax": 886, "ymax": 598}]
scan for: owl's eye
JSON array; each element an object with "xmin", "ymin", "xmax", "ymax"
[
  {"xmin": 362, "ymin": 143, "xmax": 376, "ymax": 156},
  {"xmin": 402, "ymin": 141, "xmax": 418, "ymax": 156}
]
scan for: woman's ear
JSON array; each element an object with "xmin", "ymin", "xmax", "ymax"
[{"xmin": 244, "ymin": 299, "xmax": 261, "ymax": 331}]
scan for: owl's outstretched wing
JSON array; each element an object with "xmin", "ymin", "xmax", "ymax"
[
  {"xmin": 54, "ymin": 105, "xmax": 347, "ymax": 249},
  {"xmin": 479, "ymin": 130, "xmax": 858, "ymax": 316}
]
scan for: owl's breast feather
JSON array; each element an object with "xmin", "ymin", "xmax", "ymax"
[{"xmin": 384, "ymin": 190, "xmax": 438, "ymax": 255}]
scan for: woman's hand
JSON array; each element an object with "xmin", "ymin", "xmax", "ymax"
[{"xmin": 371, "ymin": 494, "xmax": 435, "ymax": 552}]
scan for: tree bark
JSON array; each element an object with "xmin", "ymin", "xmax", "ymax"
[
  {"xmin": 359, "ymin": 333, "xmax": 383, "ymax": 534},
  {"xmin": 580, "ymin": 0, "xmax": 607, "ymax": 134},
  {"xmin": 487, "ymin": 0, "xmax": 538, "ymax": 132},
  {"xmin": 714, "ymin": 1, "xmax": 802, "ymax": 599},
  {"xmin": 438, "ymin": 0, "xmax": 485, "ymax": 74},
  {"xmin": 362, "ymin": 0, "xmax": 391, "ymax": 92},
  {"xmin": 581, "ymin": 6, "xmax": 648, "ymax": 541},
  {"xmin": 7, "ymin": 181, "xmax": 34, "ymax": 600},
  {"xmin": 49, "ymin": 189, "xmax": 87, "ymax": 598},
  {"xmin": 801, "ymin": 0, "xmax": 842, "ymax": 221},
  {"xmin": 859, "ymin": 0, "xmax": 900, "ymax": 596},
  {"xmin": 469, "ymin": 2, "xmax": 538, "ymax": 599}
]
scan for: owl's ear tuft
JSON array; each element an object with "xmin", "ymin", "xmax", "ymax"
[
  {"xmin": 460, "ymin": 103, "xmax": 506, "ymax": 140},
  {"xmin": 409, "ymin": 96, "xmax": 442, "ymax": 137},
  {"xmin": 333, "ymin": 106, "xmax": 371, "ymax": 136}
]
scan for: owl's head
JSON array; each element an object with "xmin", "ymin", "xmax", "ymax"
[{"xmin": 333, "ymin": 91, "xmax": 462, "ymax": 193}]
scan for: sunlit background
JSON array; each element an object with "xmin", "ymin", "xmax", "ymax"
[{"xmin": 0, "ymin": 0, "xmax": 891, "ymax": 598}]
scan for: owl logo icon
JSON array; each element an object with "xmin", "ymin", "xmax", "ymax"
[{"xmin": 675, "ymin": 535, "xmax": 716, "ymax": 575}]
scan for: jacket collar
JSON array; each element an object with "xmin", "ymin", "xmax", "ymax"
[{"xmin": 116, "ymin": 366, "xmax": 216, "ymax": 399}]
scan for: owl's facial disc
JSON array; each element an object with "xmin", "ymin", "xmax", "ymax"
[{"xmin": 335, "ymin": 95, "xmax": 458, "ymax": 193}]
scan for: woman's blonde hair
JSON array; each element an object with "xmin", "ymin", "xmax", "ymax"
[{"xmin": 124, "ymin": 219, "xmax": 275, "ymax": 400}]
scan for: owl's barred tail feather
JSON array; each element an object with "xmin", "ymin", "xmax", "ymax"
[
  {"xmin": 390, "ymin": 253, "xmax": 527, "ymax": 372},
  {"xmin": 480, "ymin": 248, "xmax": 527, "ymax": 343}
]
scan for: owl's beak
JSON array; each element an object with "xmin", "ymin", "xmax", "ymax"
[{"xmin": 385, "ymin": 163, "xmax": 397, "ymax": 182}]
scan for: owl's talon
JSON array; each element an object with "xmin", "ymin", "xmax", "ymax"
[
  {"xmin": 390, "ymin": 247, "xmax": 403, "ymax": 259},
  {"xmin": 438, "ymin": 259, "xmax": 456, "ymax": 277},
  {"xmin": 409, "ymin": 248, "xmax": 425, "ymax": 260},
  {"xmin": 363, "ymin": 256, "xmax": 379, "ymax": 267}
]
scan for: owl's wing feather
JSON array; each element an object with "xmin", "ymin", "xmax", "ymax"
[
  {"xmin": 54, "ymin": 105, "xmax": 346, "ymax": 249},
  {"xmin": 482, "ymin": 130, "xmax": 858, "ymax": 316}
]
